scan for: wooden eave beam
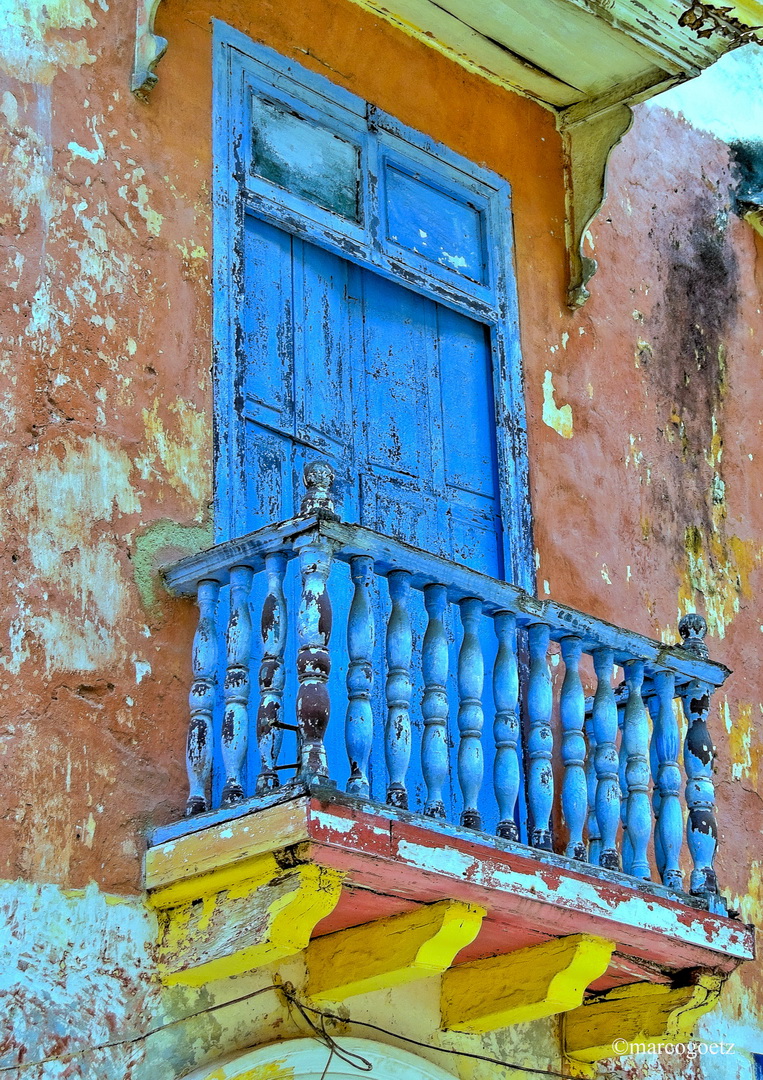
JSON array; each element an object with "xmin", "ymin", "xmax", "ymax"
[
  {"xmin": 564, "ymin": 973, "xmax": 724, "ymax": 1067},
  {"xmin": 441, "ymin": 934, "xmax": 615, "ymax": 1032},
  {"xmin": 306, "ymin": 900, "xmax": 485, "ymax": 1001}
]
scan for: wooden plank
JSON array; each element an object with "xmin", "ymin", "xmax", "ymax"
[
  {"xmin": 301, "ymin": 800, "xmax": 755, "ymax": 970},
  {"xmin": 441, "ymin": 934, "xmax": 615, "ymax": 1031},
  {"xmin": 307, "ymin": 900, "xmax": 485, "ymax": 1001},
  {"xmin": 157, "ymin": 864, "xmax": 343, "ymax": 987},
  {"xmin": 145, "ymin": 797, "xmax": 312, "ymax": 901},
  {"xmin": 564, "ymin": 974, "xmax": 724, "ymax": 1065}
]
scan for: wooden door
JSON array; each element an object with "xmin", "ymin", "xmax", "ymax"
[
  {"xmin": 238, "ymin": 213, "xmax": 504, "ymax": 823},
  {"xmin": 213, "ymin": 27, "xmax": 532, "ymax": 826}
]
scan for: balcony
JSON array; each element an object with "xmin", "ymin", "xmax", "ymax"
[{"xmin": 146, "ymin": 463, "xmax": 754, "ymax": 1069}]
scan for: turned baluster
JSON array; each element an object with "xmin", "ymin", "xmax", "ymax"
[
  {"xmin": 648, "ymin": 692, "xmax": 664, "ymax": 879},
  {"xmin": 221, "ymin": 565, "xmax": 254, "ymax": 806},
  {"xmin": 527, "ymin": 623, "xmax": 553, "ymax": 850},
  {"xmin": 592, "ymin": 647, "xmax": 620, "ymax": 870},
  {"xmin": 385, "ymin": 570, "xmax": 413, "ymax": 809},
  {"xmin": 255, "ymin": 552, "xmax": 288, "ymax": 794},
  {"xmin": 618, "ymin": 694, "xmax": 632, "ymax": 874},
  {"xmin": 457, "ymin": 598, "xmax": 485, "ymax": 829},
  {"xmin": 422, "ymin": 584, "xmax": 449, "ymax": 818},
  {"xmin": 295, "ymin": 533, "xmax": 335, "ymax": 784},
  {"xmin": 493, "ymin": 612, "xmax": 520, "ymax": 841},
  {"xmin": 346, "ymin": 556, "xmax": 375, "ymax": 798},
  {"xmin": 623, "ymin": 660, "xmax": 651, "ymax": 879},
  {"xmin": 185, "ymin": 579, "xmax": 220, "ymax": 815},
  {"xmin": 682, "ymin": 679, "xmax": 719, "ymax": 897},
  {"xmin": 652, "ymin": 669, "xmax": 683, "ymax": 889},
  {"xmin": 560, "ymin": 636, "xmax": 587, "ymax": 860},
  {"xmin": 678, "ymin": 614, "xmax": 718, "ymax": 898},
  {"xmin": 584, "ymin": 706, "xmax": 601, "ymax": 865}
]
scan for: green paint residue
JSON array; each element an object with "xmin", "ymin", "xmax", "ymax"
[{"xmin": 132, "ymin": 519, "xmax": 213, "ymax": 613}]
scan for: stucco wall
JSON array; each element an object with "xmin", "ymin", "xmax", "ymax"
[{"xmin": 1, "ymin": 0, "xmax": 763, "ymax": 1077}]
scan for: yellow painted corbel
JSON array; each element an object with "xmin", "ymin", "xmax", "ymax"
[
  {"xmin": 563, "ymin": 973, "xmax": 724, "ymax": 1068},
  {"xmin": 158, "ymin": 862, "xmax": 343, "ymax": 987},
  {"xmin": 307, "ymin": 900, "xmax": 485, "ymax": 1002},
  {"xmin": 441, "ymin": 934, "xmax": 616, "ymax": 1033}
]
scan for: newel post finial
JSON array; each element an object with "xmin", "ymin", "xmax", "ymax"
[
  {"xmin": 300, "ymin": 460, "xmax": 339, "ymax": 521},
  {"xmin": 678, "ymin": 613, "xmax": 709, "ymax": 659}
]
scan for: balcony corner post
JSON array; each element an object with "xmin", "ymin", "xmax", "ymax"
[
  {"xmin": 294, "ymin": 528, "xmax": 336, "ymax": 786},
  {"xmin": 256, "ymin": 551, "xmax": 288, "ymax": 794}
]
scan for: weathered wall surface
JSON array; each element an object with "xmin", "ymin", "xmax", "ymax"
[{"xmin": 1, "ymin": 0, "xmax": 763, "ymax": 1077}]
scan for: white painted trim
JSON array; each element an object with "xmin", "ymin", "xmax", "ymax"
[{"xmin": 182, "ymin": 1036, "xmax": 457, "ymax": 1079}]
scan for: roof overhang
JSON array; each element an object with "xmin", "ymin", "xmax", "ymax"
[{"xmin": 133, "ymin": 0, "xmax": 763, "ymax": 303}]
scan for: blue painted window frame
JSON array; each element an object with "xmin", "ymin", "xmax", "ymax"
[{"xmin": 212, "ymin": 20, "xmax": 534, "ymax": 592}]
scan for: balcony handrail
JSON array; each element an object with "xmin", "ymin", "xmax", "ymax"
[{"xmin": 164, "ymin": 515, "xmax": 728, "ymax": 690}]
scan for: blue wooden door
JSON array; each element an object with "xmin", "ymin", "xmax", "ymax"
[
  {"xmin": 214, "ymin": 28, "xmax": 531, "ymax": 828},
  {"xmin": 239, "ymin": 213, "xmax": 503, "ymax": 822}
]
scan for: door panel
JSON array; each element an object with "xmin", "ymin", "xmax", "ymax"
[{"xmin": 238, "ymin": 211, "xmax": 504, "ymax": 823}]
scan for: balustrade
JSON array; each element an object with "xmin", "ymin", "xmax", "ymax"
[{"xmin": 167, "ymin": 463, "xmax": 730, "ymax": 909}]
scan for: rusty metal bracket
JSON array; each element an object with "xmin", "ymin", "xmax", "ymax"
[{"xmin": 132, "ymin": 0, "xmax": 167, "ymax": 101}]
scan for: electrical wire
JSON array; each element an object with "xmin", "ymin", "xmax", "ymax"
[{"xmin": 1, "ymin": 979, "xmax": 583, "ymax": 1079}]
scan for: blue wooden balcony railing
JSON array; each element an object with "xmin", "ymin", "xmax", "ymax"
[{"xmin": 163, "ymin": 463, "xmax": 730, "ymax": 909}]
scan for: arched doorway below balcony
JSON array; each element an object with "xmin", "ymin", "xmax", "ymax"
[{"xmin": 183, "ymin": 1036, "xmax": 458, "ymax": 1079}]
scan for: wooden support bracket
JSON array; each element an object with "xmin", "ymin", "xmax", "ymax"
[
  {"xmin": 157, "ymin": 861, "xmax": 343, "ymax": 987},
  {"xmin": 441, "ymin": 933, "xmax": 615, "ymax": 1033},
  {"xmin": 563, "ymin": 973, "xmax": 724, "ymax": 1066},
  {"xmin": 307, "ymin": 899, "xmax": 485, "ymax": 1002}
]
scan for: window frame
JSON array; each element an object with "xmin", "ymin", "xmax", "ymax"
[{"xmin": 212, "ymin": 19, "xmax": 534, "ymax": 591}]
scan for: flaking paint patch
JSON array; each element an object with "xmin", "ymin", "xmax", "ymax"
[
  {"xmin": 0, "ymin": 879, "xmax": 159, "ymax": 1072},
  {"xmin": 0, "ymin": 0, "xmax": 97, "ymax": 83},
  {"xmin": 678, "ymin": 527, "xmax": 763, "ymax": 640},
  {"xmin": 137, "ymin": 399, "xmax": 212, "ymax": 511},
  {"xmin": 7, "ymin": 436, "xmax": 140, "ymax": 672},
  {"xmin": 542, "ymin": 370, "xmax": 573, "ymax": 439}
]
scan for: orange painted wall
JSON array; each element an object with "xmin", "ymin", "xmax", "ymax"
[{"xmin": 2, "ymin": 0, "xmax": 763, "ymax": 1056}]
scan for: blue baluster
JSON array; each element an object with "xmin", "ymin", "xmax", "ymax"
[
  {"xmin": 560, "ymin": 635, "xmax": 587, "ymax": 860},
  {"xmin": 422, "ymin": 584, "xmax": 449, "ymax": 818},
  {"xmin": 493, "ymin": 612, "xmax": 520, "ymax": 841},
  {"xmin": 652, "ymin": 669, "xmax": 683, "ymax": 889},
  {"xmin": 623, "ymin": 659, "xmax": 651, "ymax": 879},
  {"xmin": 346, "ymin": 556, "xmax": 375, "ymax": 797},
  {"xmin": 457, "ymin": 598, "xmax": 484, "ymax": 829},
  {"xmin": 385, "ymin": 570, "xmax": 412, "ymax": 809},
  {"xmin": 647, "ymin": 691, "xmax": 664, "ymax": 880},
  {"xmin": 592, "ymin": 647, "xmax": 620, "ymax": 870},
  {"xmin": 618, "ymin": 694, "xmax": 632, "ymax": 873},
  {"xmin": 585, "ymin": 705, "xmax": 601, "ymax": 865},
  {"xmin": 682, "ymin": 677, "xmax": 719, "ymax": 898},
  {"xmin": 527, "ymin": 623, "xmax": 553, "ymax": 850},
  {"xmin": 185, "ymin": 579, "xmax": 220, "ymax": 815},
  {"xmin": 221, "ymin": 565, "xmax": 254, "ymax": 806}
]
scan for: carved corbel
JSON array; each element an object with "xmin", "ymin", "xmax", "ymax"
[
  {"xmin": 133, "ymin": 0, "xmax": 168, "ymax": 101},
  {"xmin": 559, "ymin": 101, "xmax": 633, "ymax": 308}
]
